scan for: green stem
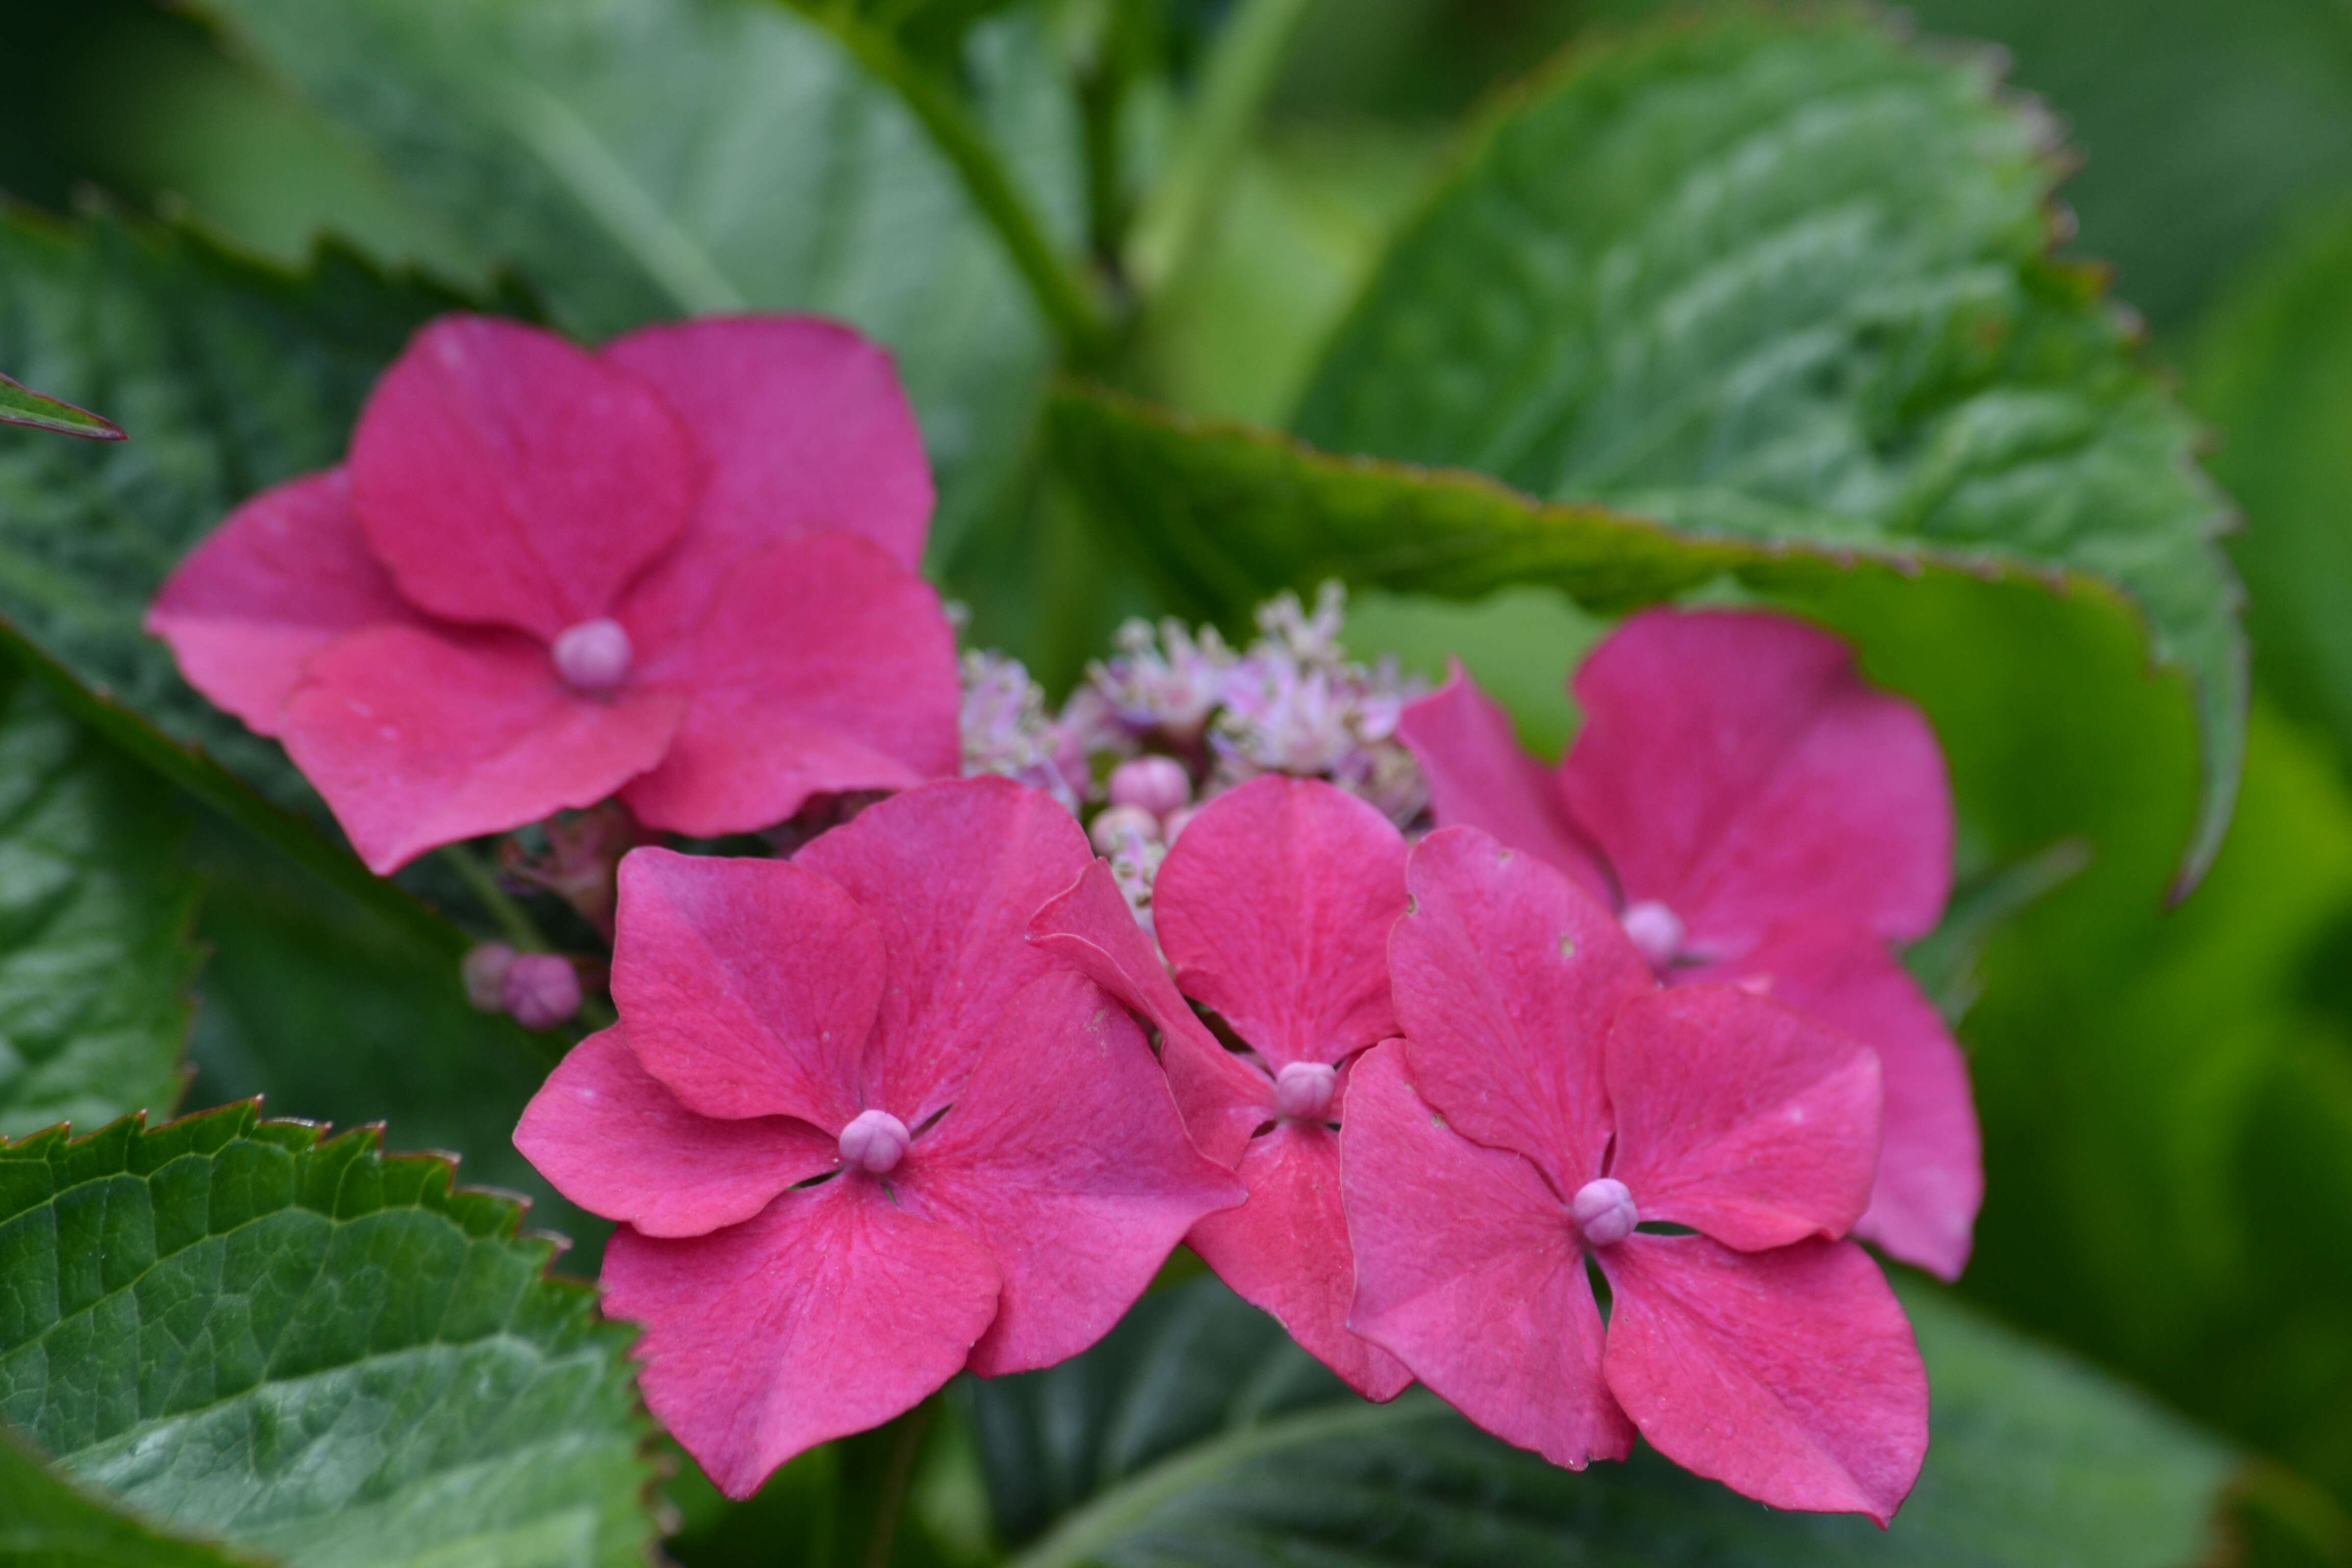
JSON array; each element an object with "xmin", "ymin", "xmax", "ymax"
[
  {"xmin": 438, "ymin": 843, "xmax": 548, "ymax": 951},
  {"xmin": 1003, "ymin": 1393, "xmax": 1449, "ymax": 1568},
  {"xmin": 864, "ymin": 1399, "xmax": 937, "ymax": 1568},
  {"xmin": 1126, "ymin": 0, "xmax": 1317, "ymax": 295},
  {"xmin": 794, "ymin": 5, "xmax": 1114, "ymax": 363}
]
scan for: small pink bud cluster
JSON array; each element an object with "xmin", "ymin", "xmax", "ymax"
[{"xmin": 462, "ymin": 943, "xmax": 583, "ymax": 1031}]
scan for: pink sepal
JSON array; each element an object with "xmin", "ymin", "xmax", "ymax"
[
  {"xmin": 608, "ymin": 848, "xmax": 885, "ymax": 1131},
  {"xmin": 898, "ymin": 971, "xmax": 1244, "ymax": 1377},
  {"xmin": 280, "ymin": 623, "xmax": 685, "ymax": 872},
  {"xmin": 604, "ymin": 1178, "xmax": 1000, "ymax": 1499},
  {"xmin": 1154, "ymin": 777, "xmax": 1408, "ymax": 1072},
  {"xmin": 1562, "ymin": 608, "xmax": 1952, "ymax": 948},
  {"xmin": 349, "ymin": 315, "xmax": 693, "ymax": 638},
  {"xmin": 142, "ymin": 469, "xmax": 421, "ymax": 737},
  {"xmin": 1690, "ymin": 924, "xmax": 1980, "ymax": 1279},
  {"xmin": 1597, "ymin": 1233, "xmax": 1928, "ymax": 1525},
  {"xmin": 514, "ymin": 1027, "xmax": 837, "ymax": 1238},
  {"xmin": 620, "ymin": 533, "xmax": 960, "ymax": 837},
  {"xmin": 1188, "ymin": 1118, "xmax": 1411, "ymax": 1401},
  {"xmin": 796, "ymin": 778, "xmax": 1095, "ymax": 1128},
  {"xmin": 1395, "ymin": 664, "xmax": 1612, "ymax": 901},
  {"xmin": 1389, "ymin": 827, "xmax": 1650, "ymax": 1193},
  {"xmin": 1605, "ymin": 985, "xmax": 1881, "ymax": 1251},
  {"xmin": 1027, "ymin": 859, "xmax": 1268, "ymax": 1167},
  {"xmin": 1341, "ymin": 1045, "xmax": 1634, "ymax": 1468}
]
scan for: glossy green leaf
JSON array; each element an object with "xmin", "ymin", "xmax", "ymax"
[
  {"xmin": 0, "ymin": 371, "xmax": 122, "ymax": 441},
  {"xmin": 0, "ymin": 1102, "xmax": 655, "ymax": 1567},
  {"xmin": 1287, "ymin": 10, "xmax": 2241, "ymax": 884},
  {"xmin": 2189, "ymin": 204, "xmax": 2352, "ymax": 772},
  {"xmin": 965, "ymin": 1275, "xmax": 2235, "ymax": 1568},
  {"xmin": 192, "ymin": 0, "xmax": 1082, "ymax": 554},
  {"xmin": 0, "ymin": 666, "xmax": 198, "ymax": 1141},
  {"xmin": 0, "ymin": 1430, "xmax": 258, "ymax": 1568}
]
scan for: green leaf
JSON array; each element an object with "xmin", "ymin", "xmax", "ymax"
[
  {"xmin": 0, "ymin": 1429, "xmax": 257, "ymax": 1568},
  {"xmin": 0, "ymin": 666, "xmax": 198, "ymax": 1141},
  {"xmin": 0, "ymin": 371, "xmax": 122, "ymax": 441},
  {"xmin": 181, "ymin": 810, "xmax": 605, "ymax": 1270},
  {"xmin": 1286, "ymin": 9, "xmax": 2241, "ymax": 885},
  {"xmin": 2189, "ymin": 203, "xmax": 2352, "ymax": 773},
  {"xmin": 0, "ymin": 1102, "xmax": 656, "ymax": 1567},
  {"xmin": 966, "ymin": 1275, "xmax": 2236, "ymax": 1568},
  {"xmin": 191, "ymin": 0, "xmax": 1083, "ymax": 554}
]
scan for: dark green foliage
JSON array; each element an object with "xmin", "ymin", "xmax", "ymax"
[
  {"xmin": 0, "ymin": 1429, "xmax": 256, "ymax": 1567},
  {"xmin": 0, "ymin": 668, "xmax": 198, "ymax": 1140},
  {"xmin": 965, "ymin": 1276, "xmax": 2234, "ymax": 1567},
  {"xmin": 0, "ymin": 1102, "xmax": 656, "ymax": 1566}
]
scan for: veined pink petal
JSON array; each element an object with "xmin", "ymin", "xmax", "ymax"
[
  {"xmin": 795, "ymin": 777, "xmax": 1095, "ymax": 1124},
  {"xmin": 279, "ymin": 623, "xmax": 685, "ymax": 873},
  {"xmin": 1341, "ymin": 1045, "xmax": 1633, "ymax": 1468},
  {"xmin": 349, "ymin": 315, "xmax": 693, "ymax": 638},
  {"xmin": 1692, "ymin": 925, "xmax": 1981, "ymax": 1279},
  {"xmin": 1155, "ymin": 777, "xmax": 1408, "ymax": 1071},
  {"xmin": 1604, "ymin": 985, "xmax": 1881, "ymax": 1252},
  {"xmin": 618, "ymin": 533, "xmax": 960, "ymax": 837},
  {"xmin": 1187, "ymin": 1120, "xmax": 1411, "ymax": 1401},
  {"xmin": 1597, "ymin": 1234, "xmax": 1928, "ymax": 1524},
  {"xmin": 1027, "ymin": 859, "xmax": 1270, "ymax": 1167},
  {"xmin": 604, "ymin": 1177, "xmax": 1000, "ymax": 1499},
  {"xmin": 144, "ymin": 469, "xmax": 422, "ymax": 737},
  {"xmin": 602, "ymin": 316, "xmax": 930, "ymax": 648},
  {"xmin": 896, "ymin": 971, "xmax": 1243, "ymax": 1377},
  {"xmin": 1561, "ymin": 608, "xmax": 1953, "ymax": 948},
  {"xmin": 514, "ymin": 1026, "xmax": 837, "ymax": 1238},
  {"xmin": 1389, "ymin": 827, "xmax": 1649, "ymax": 1192},
  {"xmin": 608, "ymin": 849, "xmax": 884, "ymax": 1131},
  {"xmin": 1396, "ymin": 664, "xmax": 1612, "ymax": 902}
]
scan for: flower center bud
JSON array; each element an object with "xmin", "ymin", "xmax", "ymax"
[
  {"xmin": 1572, "ymin": 1177, "xmax": 1638, "ymax": 1248},
  {"xmin": 839, "ymin": 1109, "xmax": 912, "ymax": 1174},
  {"xmin": 552, "ymin": 618, "xmax": 633, "ymax": 694},
  {"xmin": 1272, "ymin": 1061, "xmax": 1338, "ymax": 1121},
  {"xmin": 1107, "ymin": 755, "xmax": 1192, "ymax": 819},
  {"xmin": 1619, "ymin": 899, "xmax": 1686, "ymax": 971},
  {"xmin": 1089, "ymin": 803, "xmax": 1163, "ymax": 857}
]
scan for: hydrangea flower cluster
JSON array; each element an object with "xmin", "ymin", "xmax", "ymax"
[
  {"xmin": 958, "ymin": 582, "xmax": 1428, "ymax": 929},
  {"xmin": 151, "ymin": 313, "xmax": 1974, "ymax": 1522}
]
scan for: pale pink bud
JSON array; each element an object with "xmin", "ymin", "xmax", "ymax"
[
  {"xmin": 1272, "ymin": 1061, "xmax": 1338, "ymax": 1121},
  {"xmin": 462, "ymin": 942, "xmax": 517, "ymax": 1012},
  {"xmin": 1619, "ymin": 899, "xmax": 1685, "ymax": 971},
  {"xmin": 839, "ymin": 1109, "xmax": 912, "ymax": 1174},
  {"xmin": 552, "ymin": 618, "xmax": 633, "ymax": 693},
  {"xmin": 1572, "ymin": 1177, "xmax": 1638, "ymax": 1248},
  {"xmin": 1089, "ymin": 804, "xmax": 1162, "ymax": 856},
  {"xmin": 501, "ymin": 952, "xmax": 582, "ymax": 1030},
  {"xmin": 1108, "ymin": 755, "xmax": 1191, "ymax": 818}
]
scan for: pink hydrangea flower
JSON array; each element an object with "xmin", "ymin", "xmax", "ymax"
[
  {"xmin": 1029, "ymin": 775, "xmax": 1414, "ymax": 1399},
  {"xmin": 1398, "ymin": 607, "xmax": 1980, "ymax": 1279},
  {"xmin": 513, "ymin": 778, "xmax": 1242, "ymax": 1496},
  {"xmin": 148, "ymin": 313, "xmax": 961, "ymax": 871},
  {"xmin": 1342, "ymin": 827, "xmax": 1928, "ymax": 1520}
]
